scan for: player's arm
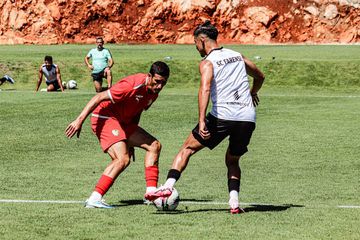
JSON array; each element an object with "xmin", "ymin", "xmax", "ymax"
[
  {"xmin": 243, "ymin": 55, "xmax": 265, "ymax": 106},
  {"xmin": 105, "ymin": 52, "xmax": 114, "ymax": 88},
  {"xmin": 107, "ymin": 57, "xmax": 114, "ymax": 69},
  {"xmin": 198, "ymin": 60, "xmax": 214, "ymax": 139},
  {"xmin": 65, "ymin": 91, "xmax": 109, "ymax": 138},
  {"xmin": 84, "ymin": 55, "xmax": 93, "ymax": 70},
  {"xmin": 106, "ymin": 57, "xmax": 113, "ymax": 88},
  {"xmin": 35, "ymin": 67, "xmax": 43, "ymax": 92},
  {"xmin": 56, "ymin": 66, "xmax": 64, "ymax": 92},
  {"xmin": 106, "ymin": 49, "xmax": 114, "ymax": 69}
]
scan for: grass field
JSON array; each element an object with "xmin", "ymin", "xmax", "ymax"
[
  {"xmin": 1, "ymin": 44, "xmax": 360, "ymax": 90},
  {"xmin": 0, "ymin": 44, "xmax": 360, "ymax": 239}
]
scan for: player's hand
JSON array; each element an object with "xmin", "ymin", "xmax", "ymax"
[
  {"xmin": 65, "ymin": 120, "xmax": 82, "ymax": 139},
  {"xmin": 88, "ymin": 65, "xmax": 94, "ymax": 70},
  {"xmin": 199, "ymin": 121, "xmax": 210, "ymax": 140},
  {"xmin": 251, "ymin": 93, "xmax": 260, "ymax": 107}
]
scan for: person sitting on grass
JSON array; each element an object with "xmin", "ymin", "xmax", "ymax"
[{"xmin": 35, "ymin": 55, "xmax": 64, "ymax": 92}]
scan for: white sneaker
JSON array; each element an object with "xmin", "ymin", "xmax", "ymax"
[
  {"xmin": 85, "ymin": 199, "xmax": 114, "ymax": 209},
  {"xmin": 230, "ymin": 207, "xmax": 245, "ymax": 214},
  {"xmin": 229, "ymin": 198, "xmax": 245, "ymax": 214},
  {"xmin": 229, "ymin": 198, "xmax": 239, "ymax": 209},
  {"xmin": 143, "ymin": 198, "xmax": 153, "ymax": 205},
  {"xmin": 4, "ymin": 75, "xmax": 15, "ymax": 84}
]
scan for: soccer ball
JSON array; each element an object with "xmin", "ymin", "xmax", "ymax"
[
  {"xmin": 66, "ymin": 80, "xmax": 77, "ymax": 89},
  {"xmin": 153, "ymin": 188, "xmax": 180, "ymax": 211},
  {"xmin": 62, "ymin": 81, "xmax": 67, "ymax": 88}
]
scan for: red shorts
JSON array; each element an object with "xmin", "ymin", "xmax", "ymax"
[{"xmin": 91, "ymin": 116, "xmax": 138, "ymax": 152}]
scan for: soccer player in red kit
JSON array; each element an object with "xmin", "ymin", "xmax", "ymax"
[{"xmin": 65, "ymin": 61, "xmax": 170, "ymax": 208}]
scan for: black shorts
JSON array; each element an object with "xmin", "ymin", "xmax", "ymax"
[
  {"xmin": 192, "ymin": 113, "xmax": 256, "ymax": 156},
  {"xmin": 91, "ymin": 69, "xmax": 105, "ymax": 82},
  {"xmin": 46, "ymin": 80, "xmax": 60, "ymax": 90}
]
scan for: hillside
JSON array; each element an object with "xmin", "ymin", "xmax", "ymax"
[{"xmin": 0, "ymin": 0, "xmax": 359, "ymax": 44}]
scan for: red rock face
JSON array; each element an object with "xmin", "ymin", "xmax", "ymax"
[{"xmin": 0, "ymin": 0, "xmax": 359, "ymax": 44}]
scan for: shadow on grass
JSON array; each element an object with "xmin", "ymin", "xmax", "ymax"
[
  {"xmin": 153, "ymin": 203, "xmax": 304, "ymax": 214},
  {"xmin": 115, "ymin": 198, "xmax": 213, "ymax": 207},
  {"xmin": 114, "ymin": 198, "xmax": 304, "ymax": 214},
  {"xmin": 244, "ymin": 204, "xmax": 304, "ymax": 213},
  {"xmin": 113, "ymin": 199, "xmax": 144, "ymax": 207}
]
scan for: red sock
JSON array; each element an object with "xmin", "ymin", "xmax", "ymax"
[
  {"xmin": 94, "ymin": 175, "xmax": 114, "ymax": 196},
  {"xmin": 145, "ymin": 166, "xmax": 159, "ymax": 187}
]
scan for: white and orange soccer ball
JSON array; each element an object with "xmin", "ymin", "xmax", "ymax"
[{"xmin": 153, "ymin": 188, "xmax": 180, "ymax": 211}]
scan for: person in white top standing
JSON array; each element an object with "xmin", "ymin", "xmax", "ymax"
[
  {"xmin": 35, "ymin": 56, "xmax": 64, "ymax": 92},
  {"xmin": 145, "ymin": 20, "xmax": 265, "ymax": 214}
]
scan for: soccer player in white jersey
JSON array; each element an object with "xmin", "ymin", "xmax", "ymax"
[
  {"xmin": 35, "ymin": 56, "xmax": 64, "ymax": 92},
  {"xmin": 145, "ymin": 20, "xmax": 265, "ymax": 214}
]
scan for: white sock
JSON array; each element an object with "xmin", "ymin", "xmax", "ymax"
[
  {"xmin": 164, "ymin": 178, "xmax": 176, "ymax": 188},
  {"xmin": 146, "ymin": 186, "xmax": 156, "ymax": 193},
  {"xmin": 89, "ymin": 191, "xmax": 102, "ymax": 202},
  {"xmin": 229, "ymin": 190, "xmax": 239, "ymax": 199},
  {"xmin": 229, "ymin": 190, "xmax": 239, "ymax": 209}
]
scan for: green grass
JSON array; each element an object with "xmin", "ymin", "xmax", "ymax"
[
  {"xmin": 1, "ymin": 89, "xmax": 360, "ymax": 239},
  {"xmin": 0, "ymin": 44, "xmax": 359, "ymax": 90},
  {"xmin": 0, "ymin": 45, "xmax": 360, "ymax": 239}
]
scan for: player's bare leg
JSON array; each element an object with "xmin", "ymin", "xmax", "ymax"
[
  {"xmin": 104, "ymin": 68, "xmax": 112, "ymax": 89},
  {"xmin": 144, "ymin": 133, "xmax": 205, "ymax": 201},
  {"xmin": 128, "ymin": 127, "xmax": 161, "ymax": 195},
  {"xmin": 170, "ymin": 133, "xmax": 204, "ymax": 172},
  {"xmin": 93, "ymin": 80, "xmax": 102, "ymax": 93},
  {"xmin": 86, "ymin": 141, "xmax": 130, "ymax": 208},
  {"xmin": 105, "ymin": 141, "xmax": 131, "ymax": 178},
  {"xmin": 46, "ymin": 84, "xmax": 54, "ymax": 92},
  {"xmin": 225, "ymin": 148, "xmax": 245, "ymax": 214}
]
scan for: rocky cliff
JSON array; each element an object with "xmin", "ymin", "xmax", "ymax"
[{"xmin": 0, "ymin": 0, "xmax": 359, "ymax": 44}]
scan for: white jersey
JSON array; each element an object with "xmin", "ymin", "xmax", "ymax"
[
  {"xmin": 41, "ymin": 64, "xmax": 57, "ymax": 83},
  {"xmin": 205, "ymin": 47, "xmax": 255, "ymax": 122}
]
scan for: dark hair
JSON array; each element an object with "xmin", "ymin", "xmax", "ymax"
[
  {"xmin": 193, "ymin": 20, "xmax": 218, "ymax": 40},
  {"xmin": 149, "ymin": 61, "xmax": 170, "ymax": 78},
  {"xmin": 44, "ymin": 56, "xmax": 53, "ymax": 62},
  {"xmin": 96, "ymin": 37, "xmax": 104, "ymax": 42}
]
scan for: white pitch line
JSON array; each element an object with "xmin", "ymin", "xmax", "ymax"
[
  {"xmin": 0, "ymin": 199, "xmax": 84, "ymax": 204},
  {"xmin": 337, "ymin": 205, "xmax": 360, "ymax": 209},
  {"xmin": 0, "ymin": 199, "xmax": 359, "ymax": 209},
  {"xmin": 182, "ymin": 201, "xmax": 276, "ymax": 206},
  {"xmin": 262, "ymin": 94, "xmax": 360, "ymax": 98}
]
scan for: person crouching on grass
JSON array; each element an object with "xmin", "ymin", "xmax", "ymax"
[
  {"xmin": 65, "ymin": 61, "xmax": 170, "ymax": 208},
  {"xmin": 35, "ymin": 56, "xmax": 64, "ymax": 92}
]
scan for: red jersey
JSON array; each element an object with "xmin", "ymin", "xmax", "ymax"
[{"xmin": 92, "ymin": 73, "xmax": 158, "ymax": 124}]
